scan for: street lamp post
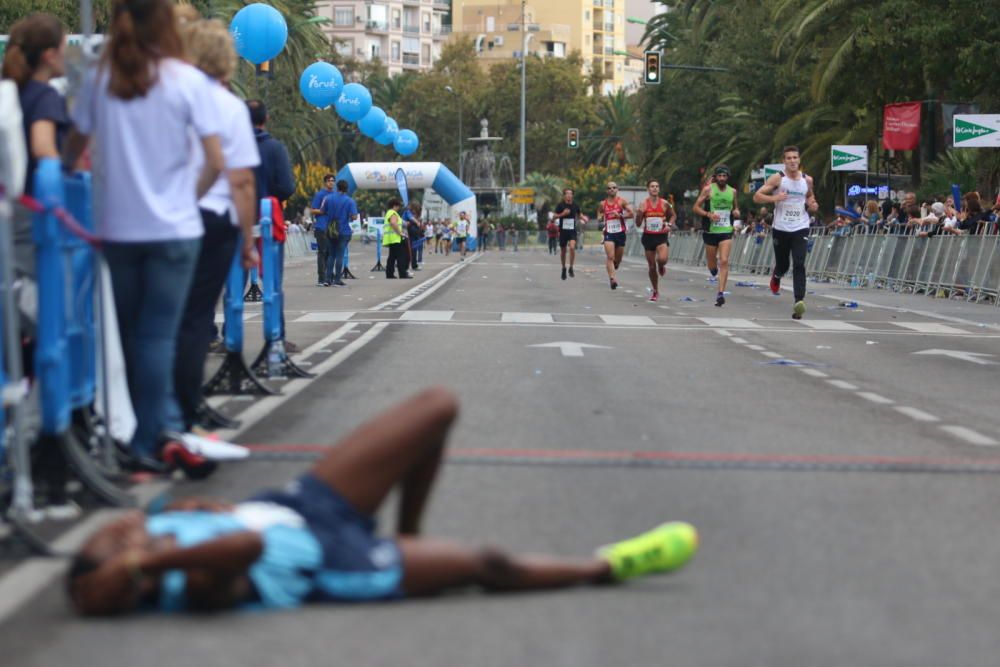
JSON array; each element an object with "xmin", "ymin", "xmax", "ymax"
[
  {"xmin": 519, "ymin": 0, "xmax": 526, "ymax": 184},
  {"xmin": 444, "ymin": 85, "xmax": 463, "ymax": 182}
]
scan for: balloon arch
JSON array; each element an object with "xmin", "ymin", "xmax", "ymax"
[{"xmin": 336, "ymin": 163, "xmax": 478, "ymax": 248}]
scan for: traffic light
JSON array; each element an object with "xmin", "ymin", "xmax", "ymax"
[
  {"xmin": 644, "ymin": 50, "xmax": 661, "ymax": 85},
  {"xmin": 567, "ymin": 128, "xmax": 579, "ymax": 149}
]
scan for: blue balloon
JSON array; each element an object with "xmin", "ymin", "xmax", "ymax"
[
  {"xmin": 230, "ymin": 4, "xmax": 288, "ymax": 65},
  {"xmin": 394, "ymin": 129, "xmax": 419, "ymax": 156},
  {"xmin": 299, "ymin": 62, "xmax": 343, "ymax": 108},
  {"xmin": 358, "ymin": 106, "xmax": 387, "ymax": 138},
  {"xmin": 375, "ymin": 117, "xmax": 398, "ymax": 146},
  {"xmin": 335, "ymin": 83, "xmax": 373, "ymax": 123}
]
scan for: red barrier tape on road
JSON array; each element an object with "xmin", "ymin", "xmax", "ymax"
[{"xmin": 16, "ymin": 194, "xmax": 102, "ymax": 248}]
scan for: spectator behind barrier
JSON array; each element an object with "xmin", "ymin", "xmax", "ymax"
[
  {"xmin": 63, "ymin": 0, "xmax": 225, "ymax": 465},
  {"xmin": 2, "ymin": 13, "xmax": 69, "ymax": 279},
  {"xmin": 310, "ymin": 174, "xmax": 335, "ymax": 286},
  {"xmin": 170, "ymin": 16, "xmax": 260, "ymax": 435}
]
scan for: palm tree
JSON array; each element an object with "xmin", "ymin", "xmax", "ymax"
[
  {"xmin": 521, "ymin": 172, "xmax": 565, "ymax": 210},
  {"xmin": 586, "ymin": 91, "xmax": 641, "ymax": 167}
]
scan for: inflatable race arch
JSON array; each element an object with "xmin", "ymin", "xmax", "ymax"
[{"xmin": 335, "ymin": 162, "xmax": 478, "ymax": 248}]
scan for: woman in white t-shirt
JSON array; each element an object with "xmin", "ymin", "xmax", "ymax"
[{"xmin": 64, "ymin": 0, "xmax": 225, "ymax": 465}]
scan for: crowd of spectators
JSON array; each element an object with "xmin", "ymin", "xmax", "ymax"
[{"xmin": 823, "ymin": 190, "xmax": 1000, "ymax": 237}]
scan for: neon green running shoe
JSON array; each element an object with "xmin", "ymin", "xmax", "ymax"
[
  {"xmin": 792, "ymin": 300, "xmax": 806, "ymax": 320},
  {"xmin": 597, "ymin": 522, "xmax": 698, "ymax": 581}
]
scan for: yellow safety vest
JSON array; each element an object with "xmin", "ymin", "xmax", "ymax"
[{"xmin": 383, "ymin": 209, "xmax": 402, "ymax": 245}]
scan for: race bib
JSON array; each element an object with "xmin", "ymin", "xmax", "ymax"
[
  {"xmin": 457, "ymin": 222, "xmax": 468, "ymax": 235},
  {"xmin": 562, "ymin": 218, "xmax": 576, "ymax": 230},
  {"xmin": 715, "ymin": 210, "xmax": 731, "ymax": 226},
  {"xmin": 645, "ymin": 216, "xmax": 664, "ymax": 232},
  {"xmin": 605, "ymin": 219, "xmax": 623, "ymax": 234},
  {"xmin": 781, "ymin": 208, "xmax": 803, "ymax": 223}
]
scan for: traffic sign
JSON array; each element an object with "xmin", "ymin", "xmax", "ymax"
[
  {"xmin": 953, "ymin": 115, "xmax": 1000, "ymax": 148},
  {"xmin": 511, "ymin": 187, "xmax": 535, "ymax": 197},
  {"xmin": 510, "ymin": 195, "xmax": 534, "ymax": 204}
]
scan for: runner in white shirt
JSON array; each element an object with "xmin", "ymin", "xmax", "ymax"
[
  {"xmin": 453, "ymin": 211, "xmax": 471, "ymax": 260},
  {"xmin": 753, "ymin": 145, "xmax": 819, "ymax": 320}
]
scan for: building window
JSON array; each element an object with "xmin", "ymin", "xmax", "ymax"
[
  {"xmin": 334, "ymin": 7, "xmax": 353, "ymax": 26},
  {"xmin": 423, "ymin": 13, "xmax": 431, "ymax": 32},
  {"xmin": 392, "ymin": 9, "xmax": 401, "ymax": 29},
  {"xmin": 391, "ymin": 41, "xmax": 400, "ymax": 62},
  {"xmin": 403, "ymin": 36, "xmax": 420, "ymax": 53},
  {"xmin": 422, "ymin": 43, "xmax": 431, "ymax": 64},
  {"xmin": 585, "ymin": 10, "xmax": 590, "ymax": 20},
  {"xmin": 369, "ymin": 40, "xmax": 381, "ymax": 59},
  {"xmin": 336, "ymin": 38, "xmax": 353, "ymax": 56},
  {"xmin": 486, "ymin": 16, "xmax": 495, "ymax": 32},
  {"xmin": 585, "ymin": 34, "xmax": 590, "ymax": 45}
]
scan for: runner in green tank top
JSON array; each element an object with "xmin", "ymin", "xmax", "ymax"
[{"xmin": 692, "ymin": 165, "xmax": 740, "ymax": 307}]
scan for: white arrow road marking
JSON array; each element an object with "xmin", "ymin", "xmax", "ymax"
[
  {"xmin": 527, "ymin": 341, "xmax": 613, "ymax": 358},
  {"xmin": 913, "ymin": 349, "xmax": 997, "ymax": 365}
]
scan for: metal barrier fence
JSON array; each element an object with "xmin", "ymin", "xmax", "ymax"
[{"xmin": 627, "ymin": 229, "xmax": 1000, "ymax": 305}]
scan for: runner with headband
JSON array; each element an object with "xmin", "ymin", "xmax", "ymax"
[
  {"xmin": 693, "ymin": 165, "xmax": 740, "ymax": 307},
  {"xmin": 634, "ymin": 179, "xmax": 675, "ymax": 302},
  {"xmin": 597, "ymin": 181, "xmax": 633, "ymax": 290}
]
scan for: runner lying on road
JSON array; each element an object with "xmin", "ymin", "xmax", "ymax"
[{"xmin": 68, "ymin": 388, "xmax": 697, "ymax": 615}]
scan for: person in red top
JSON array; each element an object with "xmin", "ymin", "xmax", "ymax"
[
  {"xmin": 597, "ymin": 181, "xmax": 634, "ymax": 290},
  {"xmin": 635, "ymin": 180, "xmax": 676, "ymax": 302},
  {"xmin": 546, "ymin": 216, "xmax": 559, "ymax": 255}
]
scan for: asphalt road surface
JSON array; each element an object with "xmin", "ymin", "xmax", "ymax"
[{"xmin": 4, "ymin": 240, "xmax": 1000, "ymax": 667}]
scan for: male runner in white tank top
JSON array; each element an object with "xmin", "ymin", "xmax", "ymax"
[{"xmin": 753, "ymin": 145, "xmax": 818, "ymax": 320}]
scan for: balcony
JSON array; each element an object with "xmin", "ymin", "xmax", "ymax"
[
  {"xmin": 402, "ymin": 53, "xmax": 420, "ymax": 66},
  {"xmin": 433, "ymin": 25, "xmax": 452, "ymax": 37},
  {"xmin": 592, "ymin": 46, "xmax": 603, "ymax": 56},
  {"xmin": 604, "ymin": 22, "xmax": 615, "ymax": 31},
  {"xmin": 593, "ymin": 0, "xmax": 602, "ymax": 5},
  {"xmin": 604, "ymin": 46, "xmax": 614, "ymax": 55},
  {"xmin": 432, "ymin": 0, "xmax": 450, "ymax": 9},
  {"xmin": 592, "ymin": 21, "xmax": 603, "ymax": 31},
  {"xmin": 366, "ymin": 20, "xmax": 389, "ymax": 32},
  {"xmin": 507, "ymin": 23, "xmax": 540, "ymax": 32},
  {"xmin": 403, "ymin": 24, "xmax": 420, "ymax": 33}
]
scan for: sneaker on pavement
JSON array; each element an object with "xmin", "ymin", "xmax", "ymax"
[
  {"xmin": 610, "ymin": 278, "xmax": 618, "ymax": 290},
  {"xmin": 649, "ymin": 290, "xmax": 659, "ymax": 302},
  {"xmin": 315, "ymin": 281, "xmax": 325, "ymax": 287},
  {"xmin": 769, "ymin": 275, "xmax": 781, "ymax": 295},
  {"xmin": 561, "ymin": 267, "xmax": 567, "ymax": 281},
  {"xmin": 597, "ymin": 522, "xmax": 698, "ymax": 581},
  {"xmin": 715, "ymin": 292, "xmax": 726, "ymax": 307},
  {"xmin": 792, "ymin": 300, "xmax": 806, "ymax": 320},
  {"xmin": 568, "ymin": 267, "xmax": 575, "ymax": 278}
]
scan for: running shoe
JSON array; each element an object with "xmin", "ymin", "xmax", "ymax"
[
  {"xmin": 562, "ymin": 267, "xmax": 567, "ymax": 281},
  {"xmin": 715, "ymin": 292, "xmax": 725, "ymax": 307},
  {"xmin": 658, "ymin": 264, "xmax": 666, "ymax": 277},
  {"xmin": 649, "ymin": 290, "xmax": 659, "ymax": 302},
  {"xmin": 769, "ymin": 274, "xmax": 780, "ymax": 295},
  {"xmin": 792, "ymin": 300, "xmax": 806, "ymax": 320},
  {"xmin": 568, "ymin": 267, "xmax": 575, "ymax": 278},
  {"xmin": 610, "ymin": 278, "xmax": 618, "ymax": 290},
  {"xmin": 597, "ymin": 522, "xmax": 698, "ymax": 581}
]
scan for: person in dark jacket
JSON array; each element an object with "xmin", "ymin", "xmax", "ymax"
[{"xmin": 246, "ymin": 100, "xmax": 296, "ymax": 348}]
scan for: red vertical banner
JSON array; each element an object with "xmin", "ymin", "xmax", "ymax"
[{"xmin": 883, "ymin": 102, "xmax": 922, "ymax": 150}]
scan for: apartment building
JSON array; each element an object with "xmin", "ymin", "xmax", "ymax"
[
  {"xmin": 314, "ymin": 0, "xmax": 452, "ymax": 75},
  {"xmin": 451, "ymin": 0, "xmax": 628, "ymax": 94}
]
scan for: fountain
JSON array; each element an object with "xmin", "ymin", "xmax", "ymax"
[{"xmin": 460, "ymin": 119, "xmax": 516, "ymax": 215}]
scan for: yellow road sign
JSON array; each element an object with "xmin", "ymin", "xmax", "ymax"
[
  {"xmin": 510, "ymin": 195, "xmax": 535, "ymax": 204},
  {"xmin": 511, "ymin": 187, "xmax": 535, "ymax": 197}
]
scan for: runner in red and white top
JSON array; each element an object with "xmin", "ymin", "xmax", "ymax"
[
  {"xmin": 634, "ymin": 179, "xmax": 676, "ymax": 302},
  {"xmin": 597, "ymin": 181, "xmax": 634, "ymax": 290}
]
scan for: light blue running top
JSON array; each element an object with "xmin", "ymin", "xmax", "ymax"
[{"xmin": 146, "ymin": 505, "xmax": 322, "ymax": 612}]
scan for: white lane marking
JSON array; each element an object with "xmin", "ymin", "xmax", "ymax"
[
  {"xmin": 857, "ymin": 391, "xmax": 894, "ymax": 405},
  {"xmin": 827, "ymin": 380, "xmax": 858, "ymax": 390},
  {"xmin": 0, "ymin": 482, "xmax": 168, "ymax": 626},
  {"xmin": 893, "ymin": 406, "xmax": 941, "ymax": 423},
  {"xmin": 746, "ymin": 344, "xmax": 766, "ymax": 351},
  {"xmin": 730, "ymin": 337, "xmax": 748, "ymax": 344},
  {"xmin": 894, "ymin": 322, "xmax": 967, "ymax": 334},
  {"xmin": 527, "ymin": 341, "xmax": 613, "ymax": 358},
  {"xmin": 760, "ymin": 351, "xmax": 783, "ymax": 358},
  {"xmin": 502, "ymin": 312, "xmax": 555, "ymax": 324},
  {"xmin": 697, "ymin": 318, "xmax": 762, "ymax": 329},
  {"xmin": 799, "ymin": 368, "xmax": 829, "ymax": 378},
  {"xmin": 293, "ymin": 323, "xmax": 357, "ymax": 362},
  {"xmin": 599, "ymin": 315, "xmax": 656, "ymax": 326},
  {"xmin": 373, "ymin": 254, "xmax": 478, "ymax": 311},
  {"xmin": 292, "ymin": 311, "xmax": 356, "ymax": 323},
  {"xmin": 913, "ymin": 349, "xmax": 997, "ymax": 366},
  {"xmin": 797, "ymin": 320, "xmax": 865, "ymax": 331},
  {"xmin": 215, "ymin": 312, "xmax": 258, "ymax": 323},
  {"xmin": 715, "ymin": 329, "xmax": 732, "ymax": 337},
  {"xmin": 217, "ymin": 323, "xmax": 389, "ymax": 441},
  {"xmin": 400, "ymin": 310, "xmax": 455, "ymax": 322},
  {"xmin": 939, "ymin": 425, "xmax": 998, "ymax": 446}
]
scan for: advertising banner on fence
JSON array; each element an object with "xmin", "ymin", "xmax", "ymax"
[
  {"xmin": 883, "ymin": 102, "xmax": 922, "ymax": 150},
  {"xmin": 831, "ymin": 145, "xmax": 868, "ymax": 171},
  {"xmin": 953, "ymin": 114, "xmax": 1000, "ymax": 148}
]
